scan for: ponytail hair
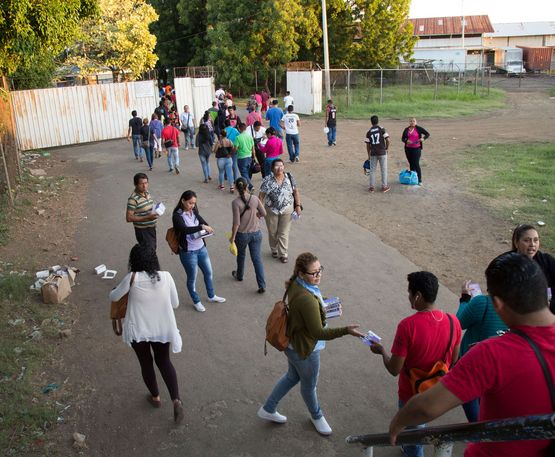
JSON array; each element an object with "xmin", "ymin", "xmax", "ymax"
[
  {"xmin": 235, "ymin": 177, "xmax": 249, "ymax": 206},
  {"xmin": 173, "ymin": 190, "xmax": 197, "ymax": 214},
  {"xmin": 285, "ymin": 252, "xmax": 319, "ymax": 288}
]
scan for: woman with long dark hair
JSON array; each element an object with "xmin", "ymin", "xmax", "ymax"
[
  {"xmin": 229, "ymin": 177, "xmax": 267, "ymax": 293},
  {"xmin": 197, "ymin": 123, "xmax": 213, "ymax": 183},
  {"xmin": 109, "ymin": 244, "xmax": 184, "ymax": 423},
  {"xmin": 172, "ymin": 190, "xmax": 225, "ymax": 312}
]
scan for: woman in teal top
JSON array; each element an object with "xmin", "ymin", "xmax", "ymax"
[{"xmin": 457, "ymin": 281, "xmax": 507, "ymax": 422}]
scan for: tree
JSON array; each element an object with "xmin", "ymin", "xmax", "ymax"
[
  {"xmin": 176, "ymin": 0, "xmax": 209, "ymax": 66},
  {"xmin": 0, "ymin": 0, "xmax": 97, "ymax": 77},
  {"xmin": 68, "ymin": 0, "xmax": 159, "ymax": 80},
  {"xmin": 349, "ymin": 0, "xmax": 416, "ymax": 68}
]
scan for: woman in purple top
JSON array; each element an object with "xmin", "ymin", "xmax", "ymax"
[{"xmin": 401, "ymin": 118, "xmax": 430, "ymax": 185}]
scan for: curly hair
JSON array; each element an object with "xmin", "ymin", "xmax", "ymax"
[
  {"xmin": 128, "ymin": 244, "xmax": 161, "ymax": 282},
  {"xmin": 292, "ymin": 252, "xmax": 319, "ymax": 278}
]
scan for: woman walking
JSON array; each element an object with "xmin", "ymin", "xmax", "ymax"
[
  {"xmin": 109, "ymin": 244, "xmax": 184, "ymax": 423},
  {"xmin": 258, "ymin": 127, "xmax": 283, "ymax": 177},
  {"xmin": 197, "ymin": 123, "xmax": 213, "ymax": 183},
  {"xmin": 172, "ymin": 190, "xmax": 226, "ymax": 312},
  {"xmin": 229, "ymin": 178, "xmax": 267, "ymax": 293},
  {"xmin": 259, "ymin": 159, "xmax": 301, "ymax": 263},
  {"xmin": 257, "ymin": 252, "xmax": 364, "ymax": 435},
  {"xmin": 401, "ymin": 118, "xmax": 430, "ymax": 186},
  {"xmin": 213, "ymin": 130, "xmax": 234, "ymax": 192}
]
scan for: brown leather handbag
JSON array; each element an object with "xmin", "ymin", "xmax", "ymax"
[{"xmin": 110, "ymin": 272, "xmax": 135, "ymax": 336}]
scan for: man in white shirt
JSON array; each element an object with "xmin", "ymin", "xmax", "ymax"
[
  {"xmin": 281, "ymin": 105, "xmax": 301, "ymax": 163},
  {"xmin": 215, "ymin": 85, "xmax": 225, "ymax": 101},
  {"xmin": 179, "ymin": 105, "xmax": 195, "ymax": 149},
  {"xmin": 283, "ymin": 91, "xmax": 294, "ymax": 112}
]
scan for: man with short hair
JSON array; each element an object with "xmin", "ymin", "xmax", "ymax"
[
  {"xmin": 371, "ymin": 271, "xmax": 461, "ymax": 457},
  {"xmin": 248, "ymin": 121, "xmax": 267, "ymax": 177},
  {"xmin": 389, "ymin": 253, "xmax": 555, "ymax": 457},
  {"xmin": 365, "ymin": 115, "xmax": 391, "ymax": 193},
  {"xmin": 179, "ymin": 105, "xmax": 195, "ymax": 150},
  {"xmin": 281, "ymin": 105, "xmax": 301, "ymax": 163},
  {"xmin": 233, "ymin": 123, "xmax": 256, "ymax": 192},
  {"xmin": 150, "ymin": 113, "xmax": 163, "ymax": 159},
  {"xmin": 161, "ymin": 118, "xmax": 181, "ymax": 174},
  {"xmin": 325, "ymin": 99, "xmax": 337, "ymax": 146},
  {"xmin": 266, "ymin": 99, "xmax": 284, "ymax": 139},
  {"xmin": 127, "ymin": 110, "xmax": 143, "ymax": 160},
  {"xmin": 283, "ymin": 91, "xmax": 294, "ymax": 112},
  {"xmin": 126, "ymin": 173, "xmax": 158, "ymax": 249}
]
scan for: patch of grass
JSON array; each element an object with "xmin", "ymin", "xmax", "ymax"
[
  {"xmin": 461, "ymin": 143, "xmax": 555, "ymax": 252},
  {"xmin": 551, "ymin": 85, "xmax": 555, "ymax": 97},
  {"xmin": 323, "ymin": 85, "xmax": 506, "ymax": 119},
  {"xmin": 0, "ymin": 274, "xmax": 71, "ymax": 456},
  {"xmin": 0, "ymin": 196, "xmax": 9, "ymax": 245}
]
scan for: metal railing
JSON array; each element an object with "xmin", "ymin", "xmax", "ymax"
[{"xmin": 346, "ymin": 413, "xmax": 555, "ymax": 456}]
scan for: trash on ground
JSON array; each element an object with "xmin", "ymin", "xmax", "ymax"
[
  {"xmin": 8, "ymin": 318, "xmax": 25, "ymax": 326},
  {"xmin": 94, "ymin": 264, "xmax": 107, "ymax": 275},
  {"xmin": 537, "ymin": 221, "xmax": 546, "ymax": 227},
  {"xmin": 72, "ymin": 432, "xmax": 87, "ymax": 449},
  {"xmin": 39, "ymin": 265, "xmax": 79, "ymax": 304},
  {"xmin": 102, "ymin": 270, "xmax": 117, "ymax": 279},
  {"xmin": 29, "ymin": 169, "xmax": 47, "ymax": 177},
  {"xmin": 42, "ymin": 383, "xmax": 59, "ymax": 394}
]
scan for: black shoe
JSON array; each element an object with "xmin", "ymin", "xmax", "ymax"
[
  {"xmin": 257, "ymin": 288, "xmax": 265, "ymax": 294},
  {"xmin": 232, "ymin": 270, "xmax": 242, "ymax": 281}
]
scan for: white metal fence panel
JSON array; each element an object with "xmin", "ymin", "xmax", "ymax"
[
  {"xmin": 286, "ymin": 71, "xmax": 322, "ymax": 115},
  {"xmin": 173, "ymin": 77, "xmax": 214, "ymax": 127},
  {"xmin": 12, "ymin": 81, "xmax": 157, "ymax": 151}
]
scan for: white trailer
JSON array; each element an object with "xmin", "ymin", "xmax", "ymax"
[
  {"xmin": 494, "ymin": 47, "xmax": 525, "ymax": 75},
  {"xmin": 407, "ymin": 48, "xmax": 467, "ymax": 71}
]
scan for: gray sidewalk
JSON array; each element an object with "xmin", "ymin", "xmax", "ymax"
[{"xmin": 56, "ymin": 138, "xmax": 464, "ymax": 456}]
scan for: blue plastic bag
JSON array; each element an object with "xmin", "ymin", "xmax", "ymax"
[
  {"xmin": 399, "ymin": 169, "xmax": 419, "ymax": 185},
  {"xmin": 363, "ymin": 159, "xmax": 371, "ymax": 175}
]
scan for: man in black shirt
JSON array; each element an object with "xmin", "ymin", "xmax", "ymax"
[
  {"xmin": 127, "ymin": 110, "xmax": 143, "ymax": 160},
  {"xmin": 365, "ymin": 115, "xmax": 390, "ymax": 193}
]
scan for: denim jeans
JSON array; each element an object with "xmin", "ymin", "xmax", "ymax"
[
  {"xmin": 326, "ymin": 127, "xmax": 336, "ymax": 145},
  {"xmin": 398, "ymin": 399, "xmax": 426, "ymax": 457},
  {"xmin": 167, "ymin": 147, "xmax": 180, "ymax": 170},
  {"xmin": 132, "ymin": 134, "xmax": 142, "ymax": 159},
  {"xmin": 178, "ymin": 246, "xmax": 215, "ymax": 304},
  {"xmin": 237, "ymin": 156, "xmax": 253, "ymax": 189},
  {"xmin": 234, "ymin": 230, "xmax": 265, "ymax": 289},
  {"xmin": 462, "ymin": 398, "xmax": 480, "ymax": 423},
  {"xmin": 231, "ymin": 154, "xmax": 240, "ymax": 183},
  {"xmin": 145, "ymin": 145, "xmax": 154, "ymax": 169},
  {"xmin": 369, "ymin": 155, "xmax": 388, "ymax": 187},
  {"xmin": 183, "ymin": 127, "xmax": 195, "ymax": 148},
  {"xmin": 217, "ymin": 157, "xmax": 233, "ymax": 187},
  {"xmin": 285, "ymin": 133, "xmax": 300, "ymax": 162},
  {"xmin": 263, "ymin": 157, "xmax": 278, "ymax": 177},
  {"xmin": 199, "ymin": 153, "xmax": 211, "ymax": 180},
  {"xmin": 263, "ymin": 347, "xmax": 322, "ymax": 420}
]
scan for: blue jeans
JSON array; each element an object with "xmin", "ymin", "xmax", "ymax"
[
  {"xmin": 145, "ymin": 145, "xmax": 154, "ymax": 168},
  {"xmin": 237, "ymin": 156, "xmax": 253, "ymax": 189},
  {"xmin": 235, "ymin": 230, "xmax": 265, "ymax": 289},
  {"xmin": 285, "ymin": 134, "xmax": 300, "ymax": 162},
  {"xmin": 263, "ymin": 347, "xmax": 322, "ymax": 420},
  {"xmin": 326, "ymin": 127, "xmax": 336, "ymax": 145},
  {"xmin": 264, "ymin": 157, "xmax": 278, "ymax": 177},
  {"xmin": 398, "ymin": 399, "xmax": 426, "ymax": 457},
  {"xmin": 183, "ymin": 127, "xmax": 195, "ymax": 148},
  {"xmin": 217, "ymin": 157, "xmax": 233, "ymax": 187},
  {"xmin": 167, "ymin": 147, "xmax": 180, "ymax": 170},
  {"xmin": 199, "ymin": 153, "xmax": 211, "ymax": 180},
  {"xmin": 231, "ymin": 154, "xmax": 240, "ymax": 183},
  {"xmin": 178, "ymin": 246, "xmax": 215, "ymax": 304},
  {"xmin": 463, "ymin": 398, "xmax": 480, "ymax": 423},
  {"xmin": 132, "ymin": 134, "xmax": 142, "ymax": 159}
]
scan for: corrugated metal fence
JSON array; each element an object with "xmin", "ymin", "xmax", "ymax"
[{"xmin": 11, "ymin": 80, "xmax": 158, "ymax": 151}]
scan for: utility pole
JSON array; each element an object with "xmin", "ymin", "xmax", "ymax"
[{"xmin": 321, "ymin": 0, "xmax": 331, "ymax": 100}]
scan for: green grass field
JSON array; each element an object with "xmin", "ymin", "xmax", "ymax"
[
  {"xmin": 326, "ymin": 85, "xmax": 506, "ymax": 119},
  {"xmin": 461, "ymin": 142, "xmax": 555, "ymax": 252}
]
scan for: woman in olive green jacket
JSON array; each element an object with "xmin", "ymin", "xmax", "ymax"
[{"xmin": 257, "ymin": 252, "xmax": 363, "ymax": 436}]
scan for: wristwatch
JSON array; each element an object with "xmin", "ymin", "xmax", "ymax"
[{"xmin": 295, "ymin": 204, "xmax": 303, "ymax": 210}]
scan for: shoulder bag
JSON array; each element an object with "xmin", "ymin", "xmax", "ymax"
[
  {"xmin": 265, "ymin": 284, "xmax": 291, "ymax": 355},
  {"xmin": 110, "ymin": 272, "xmax": 136, "ymax": 336}
]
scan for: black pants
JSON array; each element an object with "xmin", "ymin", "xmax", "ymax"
[
  {"xmin": 405, "ymin": 147, "xmax": 422, "ymax": 183},
  {"xmin": 131, "ymin": 341, "xmax": 180, "ymax": 400},
  {"xmin": 134, "ymin": 227, "xmax": 157, "ymax": 250}
]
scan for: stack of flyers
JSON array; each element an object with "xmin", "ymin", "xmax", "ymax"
[
  {"xmin": 360, "ymin": 330, "xmax": 382, "ymax": 347},
  {"xmin": 323, "ymin": 297, "xmax": 342, "ymax": 319}
]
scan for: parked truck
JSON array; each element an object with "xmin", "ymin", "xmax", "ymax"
[{"xmin": 494, "ymin": 47, "xmax": 525, "ymax": 75}]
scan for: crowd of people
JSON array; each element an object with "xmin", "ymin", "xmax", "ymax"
[{"xmin": 119, "ymin": 84, "xmax": 555, "ymax": 456}]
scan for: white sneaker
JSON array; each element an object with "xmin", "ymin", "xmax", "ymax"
[
  {"xmin": 193, "ymin": 302, "xmax": 206, "ymax": 312},
  {"xmin": 311, "ymin": 416, "xmax": 332, "ymax": 435},
  {"xmin": 208, "ymin": 295, "xmax": 226, "ymax": 303},
  {"xmin": 257, "ymin": 406, "xmax": 287, "ymax": 424}
]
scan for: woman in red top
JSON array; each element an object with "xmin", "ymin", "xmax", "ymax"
[{"xmin": 401, "ymin": 118, "xmax": 430, "ymax": 186}]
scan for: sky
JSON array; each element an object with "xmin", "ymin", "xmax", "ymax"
[{"xmin": 409, "ymin": 0, "xmax": 555, "ymax": 23}]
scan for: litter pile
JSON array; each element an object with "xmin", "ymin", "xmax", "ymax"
[{"xmin": 32, "ymin": 265, "xmax": 79, "ymax": 304}]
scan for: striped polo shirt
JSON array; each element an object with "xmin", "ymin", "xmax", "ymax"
[{"xmin": 127, "ymin": 191, "xmax": 156, "ymax": 229}]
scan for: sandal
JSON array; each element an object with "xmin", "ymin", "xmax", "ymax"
[
  {"xmin": 280, "ymin": 257, "xmax": 288, "ymax": 264},
  {"xmin": 271, "ymin": 251, "xmax": 278, "ymax": 258},
  {"xmin": 173, "ymin": 399, "xmax": 184, "ymax": 423},
  {"xmin": 230, "ymin": 187, "xmax": 235, "ymax": 193},
  {"xmin": 147, "ymin": 395, "xmax": 161, "ymax": 408},
  {"xmin": 218, "ymin": 185, "xmax": 225, "ymax": 190}
]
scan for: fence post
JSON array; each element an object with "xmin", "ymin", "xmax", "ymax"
[
  {"xmin": 457, "ymin": 70, "xmax": 461, "ymax": 95},
  {"xmin": 434, "ymin": 71, "xmax": 438, "ymax": 100},
  {"xmin": 409, "ymin": 70, "xmax": 413, "ymax": 98},
  {"xmin": 488, "ymin": 69, "xmax": 491, "ymax": 96},
  {"xmin": 0, "ymin": 143, "xmax": 14, "ymax": 207},
  {"xmin": 474, "ymin": 69, "xmax": 478, "ymax": 95},
  {"xmin": 434, "ymin": 442, "xmax": 453, "ymax": 457},
  {"xmin": 380, "ymin": 69, "xmax": 383, "ymax": 105},
  {"xmin": 347, "ymin": 68, "xmax": 351, "ymax": 107},
  {"xmin": 362, "ymin": 446, "xmax": 373, "ymax": 457}
]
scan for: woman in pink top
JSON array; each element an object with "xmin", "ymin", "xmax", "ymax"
[
  {"xmin": 258, "ymin": 127, "xmax": 283, "ymax": 177},
  {"xmin": 401, "ymin": 118, "xmax": 430, "ymax": 185}
]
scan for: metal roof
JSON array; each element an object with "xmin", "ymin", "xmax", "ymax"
[
  {"xmin": 409, "ymin": 15, "xmax": 494, "ymax": 36},
  {"xmin": 485, "ymin": 22, "xmax": 555, "ymax": 37}
]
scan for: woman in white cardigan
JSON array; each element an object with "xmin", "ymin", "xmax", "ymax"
[{"xmin": 109, "ymin": 244, "xmax": 184, "ymax": 423}]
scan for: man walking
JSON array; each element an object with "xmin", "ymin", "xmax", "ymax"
[
  {"xmin": 161, "ymin": 118, "xmax": 181, "ymax": 174},
  {"xmin": 126, "ymin": 173, "xmax": 158, "ymax": 249},
  {"xmin": 281, "ymin": 105, "xmax": 301, "ymax": 163},
  {"xmin": 325, "ymin": 99, "xmax": 337, "ymax": 146},
  {"xmin": 370, "ymin": 271, "xmax": 461, "ymax": 457},
  {"xmin": 365, "ymin": 115, "xmax": 390, "ymax": 193},
  {"xmin": 233, "ymin": 123, "xmax": 256, "ymax": 192},
  {"xmin": 389, "ymin": 253, "xmax": 555, "ymax": 457},
  {"xmin": 150, "ymin": 113, "xmax": 163, "ymax": 159},
  {"xmin": 283, "ymin": 91, "xmax": 294, "ymax": 112},
  {"xmin": 179, "ymin": 105, "xmax": 195, "ymax": 150},
  {"xmin": 127, "ymin": 110, "xmax": 143, "ymax": 160},
  {"xmin": 266, "ymin": 100, "xmax": 284, "ymax": 139}
]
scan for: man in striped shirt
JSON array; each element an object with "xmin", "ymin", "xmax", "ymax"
[{"xmin": 126, "ymin": 173, "xmax": 158, "ymax": 249}]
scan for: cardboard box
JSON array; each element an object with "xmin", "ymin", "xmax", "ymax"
[{"xmin": 41, "ymin": 274, "xmax": 72, "ymax": 304}]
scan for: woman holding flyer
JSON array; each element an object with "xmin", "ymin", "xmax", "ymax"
[{"xmin": 257, "ymin": 252, "xmax": 364, "ymax": 436}]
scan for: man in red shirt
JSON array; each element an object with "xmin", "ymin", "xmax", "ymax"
[
  {"xmin": 389, "ymin": 253, "xmax": 555, "ymax": 457},
  {"xmin": 161, "ymin": 118, "xmax": 180, "ymax": 174},
  {"xmin": 370, "ymin": 271, "xmax": 461, "ymax": 457}
]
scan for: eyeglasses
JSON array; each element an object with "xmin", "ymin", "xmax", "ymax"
[{"xmin": 304, "ymin": 266, "xmax": 324, "ymax": 277}]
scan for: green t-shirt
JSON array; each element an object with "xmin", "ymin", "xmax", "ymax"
[{"xmin": 233, "ymin": 132, "xmax": 254, "ymax": 159}]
